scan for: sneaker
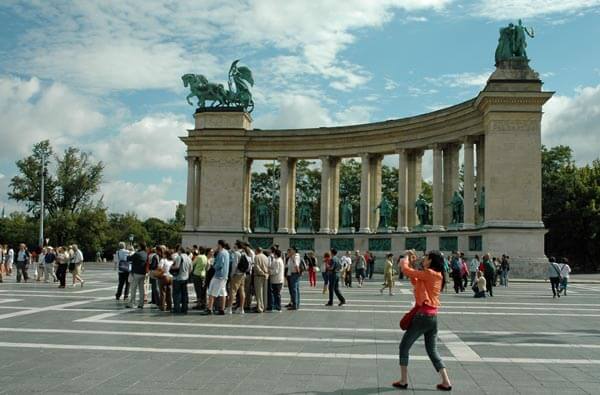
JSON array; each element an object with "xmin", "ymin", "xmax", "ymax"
[
  {"xmin": 239, "ymin": 308, "xmax": 245, "ymax": 315},
  {"xmin": 137, "ymin": 305, "xmax": 143, "ymax": 309},
  {"xmin": 389, "ymin": 293, "xmax": 395, "ymax": 296},
  {"xmin": 226, "ymin": 307, "xmax": 233, "ymax": 315},
  {"xmin": 324, "ymin": 302, "xmax": 333, "ymax": 306},
  {"xmin": 201, "ymin": 309, "xmax": 213, "ymax": 315},
  {"xmin": 125, "ymin": 305, "xmax": 132, "ymax": 309},
  {"xmin": 338, "ymin": 301, "xmax": 346, "ymax": 307},
  {"xmin": 217, "ymin": 310, "xmax": 225, "ymax": 315}
]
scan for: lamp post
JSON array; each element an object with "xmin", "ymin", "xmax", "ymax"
[
  {"xmin": 128, "ymin": 234, "xmax": 134, "ymax": 249},
  {"xmin": 38, "ymin": 151, "xmax": 45, "ymax": 248}
]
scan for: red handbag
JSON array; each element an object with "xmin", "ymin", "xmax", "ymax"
[{"xmin": 400, "ymin": 306, "xmax": 418, "ymax": 330}]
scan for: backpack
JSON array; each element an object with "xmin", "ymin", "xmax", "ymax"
[
  {"xmin": 237, "ymin": 254, "xmax": 250, "ymax": 273},
  {"xmin": 299, "ymin": 257, "xmax": 308, "ymax": 273}
]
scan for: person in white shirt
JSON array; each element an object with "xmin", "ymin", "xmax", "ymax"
[
  {"xmin": 158, "ymin": 246, "xmax": 174, "ymax": 311},
  {"xmin": 6, "ymin": 246, "xmax": 14, "ymax": 276},
  {"xmin": 36, "ymin": 248, "xmax": 46, "ymax": 282},
  {"xmin": 115, "ymin": 242, "xmax": 131, "ymax": 301},
  {"xmin": 558, "ymin": 258, "xmax": 572, "ymax": 296},
  {"xmin": 269, "ymin": 249, "xmax": 285, "ymax": 312},
  {"xmin": 341, "ymin": 252, "xmax": 352, "ymax": 287},
  {"xmin": 70, "ymin": 244, "xmax": 85, "ymax": 287},
  {"xmin": 469, "ymin": 255, "xmax": 480, "ymax": 286}
]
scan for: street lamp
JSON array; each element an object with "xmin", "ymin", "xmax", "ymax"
[
  {"xmin": 38, "ymin": 151, "xmax": 45, "ymax": 248},
  {"xmin": 128, "ymin": 234, "xmax": 134, "ymax": 249}
]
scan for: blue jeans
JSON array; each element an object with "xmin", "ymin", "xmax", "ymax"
[
  {"xmin": 289, "ymin": 273, "xmax": 301, "ymax": 308},
  {"xmin": 172, "ymin": 279, "xmax": 189, "ymax": 313},
  {"xmin": 321, "ymin": 272, "xmax": 329, "ymax": 287},
  {"xmin": 328, "ymin": 272, "xmax": 345, "ymax": 304},
  {"xmin": 399, "ymin": 314, "xmax": 445, "ymax": 371},
  {"xmin": 501, "ymin": 271, "xmax": 509, "ymax": 287}
]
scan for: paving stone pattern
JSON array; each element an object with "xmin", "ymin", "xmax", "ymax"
[{"xmin": 1, "ymin": 266, "xmax": 599, "ymax": 394}]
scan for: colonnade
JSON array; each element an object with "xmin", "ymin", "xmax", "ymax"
[{"xmin": 200, "ymin": 137, "xmax": 483, "ymax": 235}]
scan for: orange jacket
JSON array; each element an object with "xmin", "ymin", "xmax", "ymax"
[{"xmin": 401, "ymin": 259, "xmax": 442, "ymax": 308}]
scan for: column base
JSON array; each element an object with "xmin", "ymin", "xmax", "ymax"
[
  {"xmin": 278, "ymin": 228, "xmax": 289, "ymax": 234},
  {"xmin": 318, "ymin": 228, "xmax": 331, "ymax": 234},
  {"xmin": 461, "ymin": 223, "xmax": 475, "ymax": 230},
  {"xmin": 358, "ymin": 227, "xmax": 372, "ymax": 234},
  {"xmin": 396, "ymin": 226, "xmax": 409, "ymax": 233},
  {"xmin": 430, "ymin": 225, "xmax": 445, "ymax": 231}
]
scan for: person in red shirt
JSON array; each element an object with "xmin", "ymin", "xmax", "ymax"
[{"xmin": 393, "ymin": 250, "xmax": 452, "ymax": 392}]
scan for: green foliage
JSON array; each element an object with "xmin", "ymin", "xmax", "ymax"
[
  {"xmin": 0, "ymin": 212, "xmax": 38, "ymax": 247},
  {"xmin": 9, "ymin": 140, "xmax": 103, "ymax": 215},
  {"xmin": 542, "ymin": 145, "xmax": 600, "ymax": 272}
]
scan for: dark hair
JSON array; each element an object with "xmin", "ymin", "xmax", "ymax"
[
  {"xmin": 427, "ymin": 250, "xmax": 446, "ymax": 290},
  {"xmin": 561, "ymin": 257, "xmax": 569, "ymax": 264},
  {"xmin": 256, "ymin": 247, "xmax": 263, "ymax": 254},
  {"xmin": 274, "ymin": 249, "xmax": 282, "ymax": 258},
  {"xmin": 292, "ymin": 247, "xmax": 298, "ymax": 253},
  {"xmin": 224, "ymin": 243, "xmax": 231, "ymax": 250},
  {"xmin": 138, "ymin": 242, "xmax": 147, "ymax": 251},
  {"xmin": 549, "ymin": 256, "xmax": 556, "ymax": 263},
  {"xmin": 198, "ymin": 246, "xmax": 206, "ymax": 255},
  {"xmin": 331, "ymin": 248, "xmax": 337, "ymax": 256},
  {"xmin": 218, "ymin": 240, "xmax": 226, "ymax": 248}
]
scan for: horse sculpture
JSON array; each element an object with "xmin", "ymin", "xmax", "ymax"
[{"xmin": 182, "ymin": 60, "xmax": 255, "ymax": 112}]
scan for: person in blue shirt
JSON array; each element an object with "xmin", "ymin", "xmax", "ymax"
[{"xmin": 203, "ymin": 240, "xmax": 230, "ymax": 315}]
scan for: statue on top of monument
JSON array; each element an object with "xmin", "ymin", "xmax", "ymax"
[
  {"xmin": 495, "ymin": 19, "xmax": 534, "ymax": 66},
  {"xmin": 256, "ymin": 200, "xmax": 271, "ymax": 231},
  {"xmin": 182, "ymin": 59, "xmax": 255, "ymax": 112}
]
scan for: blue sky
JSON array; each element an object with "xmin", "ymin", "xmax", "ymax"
[{"xmin": 1, "ymin": 0, "xmax": 599, "ymax": 219}]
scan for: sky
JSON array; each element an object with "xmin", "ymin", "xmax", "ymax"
[{"xmin": 1, "ymin": 0, "xmax": 599, "ymax": 220}]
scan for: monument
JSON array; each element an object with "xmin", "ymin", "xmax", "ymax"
[{"xmin": 181, "ymin": 23, "xmax": 552, "ymax": 278}]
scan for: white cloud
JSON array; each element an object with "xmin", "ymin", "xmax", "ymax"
[
  {"xmin": 384, "ymin": 78, "xmax": 400, "ymax": 91},
  {"xmin": 90, "ymin": 114, "xmax": 192, "ymax": 174},
  {"xmin": 474, "ymin": 0, "xmax": 600, "ymax": 20},
  {"xmin": 408, "ymin": 86, "xmax": 439, "ymax": 96},
  {"xmin": 335, "ymin": 106, "xmax": 375, "ymax": 125},
  {"xmin": 406, "ymin": 16, "xmax": 428, "ymax": 22},
  {"xmin": 3, "ymin": 1, "xmax": 451, "ymax": 93},
  {"xmin": 425, "ymin": 71, "xmax": 490, "ymax": 89},
  {"xmin": 542, "ymin": 84, "xmax": 600, "ymax": 164},
  {"xmin": 0, "ymin": 75, "xmax": 105, "ymax": 159},
  {"xmin": 99, "ymin": 178, "xmax": 180, "ymax": 220}
]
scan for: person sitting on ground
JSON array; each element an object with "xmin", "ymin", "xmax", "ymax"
[{"xmin": 472, "ymin": 271, "xmax": 486, "ymax": 298}]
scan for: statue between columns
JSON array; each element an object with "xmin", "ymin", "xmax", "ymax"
[
  {"xmin": 450, "ymin": 191, "xmax": 464, "ymax": 225},
  {"xmin": 415, "ymin": 193, "xmax": 430, "ymax": 227},
  {"xmin": 340, "ymin": 197, "xmax": 354, "ymax": 233},
  {"xmin": 376, "ymin": 197, "xmax": 392, "ymax": 232},
  {"xmin": 297, "ymin": 201, "xmax": 314, "ymax": 233},
  {"xmin": 255, "ymin": 200, "xmax": 272, "ymax": 232}
]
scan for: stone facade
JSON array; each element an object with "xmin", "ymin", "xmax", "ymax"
[{"xmin": 180, "ymin": 63, "xmax": 553, "ymax": 278}]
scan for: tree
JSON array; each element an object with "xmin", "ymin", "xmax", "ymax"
[{"xmin": 9, "ymin": 140, "xmax": 104, "ymax": 215}]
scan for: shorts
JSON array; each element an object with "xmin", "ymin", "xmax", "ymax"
[
  {"xmin": 207, "ymin": 277, "xmax": 228, "ymax": 298},
  {"xmin": 230, "ymin": 274, "xmax": 245, "ymax": 298},
  {"xmin": 71, "ymin": 263, "xmax": 82, "ymax": 275}
]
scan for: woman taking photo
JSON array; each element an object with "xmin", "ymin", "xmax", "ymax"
[{"xmin": 394, "ymin": 250, "xmax": 452, "ymax": 391}]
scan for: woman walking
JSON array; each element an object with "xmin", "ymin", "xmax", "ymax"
[
  {"xmin": 548, "ymin": 256, "xmax": 561, "ymax": 298},
  {"xmin": 380, "ymin": 253, "xmax": 395, "ymax": 295},
  {"xmin": 306, "ymin": 251, "xmax": 317, "ymax": 287},
  {"xmin": 321, "ymin": 252, "xmax": 331, "ymax": 294},
  {"xmin": 55, "ymin": 247, "xmax": 68, "ymax": 289},
  {"xmin": 394, "ymin": 250, "xmax": 452, "ymax": 391}
]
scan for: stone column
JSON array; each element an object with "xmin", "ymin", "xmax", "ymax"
[
  {"xmin": 463, "ymin": 139, "xmax": 475, "ymax": 228},
  {"xmin": 370, "ymin": 154, "xmax": 383, "ymax": 231},
  {"xmin": 278, "ymin": 157, "xmax": 290, "ymax": 233},
  {"xmin": 242, "ymin": 157, "xmax": 253, "ymax": 232},
  {"xmin": 359, "ymin": 153, "xmax": 371, "ymax": 233},
  {"xmin": 330, "ymin": 157, "xmax": 341, "ymax": 233},
  {"xmin": 194, "ymin": 158, "xmax": 201, "ymax": 227},
  {"xmin": 288, "ymin": 159, "xmax": 297, "ymax": 234},
  {"xmin": 432, "ymin": 145, "xmax": 444, "ymax": 230},
  {"xmin": 319, "ymin": 156, "xmax": 331, "ymax": 234},
  {"xmin": 184, "ymin": 156, "xmax": 196, "ymax": 231},
  {"xmin": 406, "ymin": 149, "xmax": 423, "ymax": 229},
  {"xmin": 443, "ymin": 144, "xmax": 460, "ymax": 227},
  {"xmin": 475, "ymin": 137, "xmax": 485, "ymax": 225},
  {"xmin": 396, "ymin": 149, "xmax": 408, "ymax": 232}
]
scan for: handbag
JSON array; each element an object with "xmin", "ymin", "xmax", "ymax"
[{"xmin": 399, "ymin": 306, "xmax": 419, "ymax": 330}]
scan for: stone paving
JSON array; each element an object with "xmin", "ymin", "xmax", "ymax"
[{"xmin": 1, "ymin": 266, "xmax": 600, "ymax": 394}]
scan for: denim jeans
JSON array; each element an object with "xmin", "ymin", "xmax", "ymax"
[
  {"xmin": 501, "ymin": 271, "xmax": 509, "ymax": 287},
  {"xmin": 270, "ymin": 283, "xmax": 282, "ymax": 310},
  {"xmin": 399, "ymin": 313, "xmax": 445, "ymax": 371},
  {"xmin": 327, "ymin": 272, "xmax": 345, "ymax": 304},
  {"xmin": 172, "ymin": 279, "xmax": 189, "ymax": 313},
  {"xmin": 289, "ymin": 273, "xmax": 301, "ymax": 308}
]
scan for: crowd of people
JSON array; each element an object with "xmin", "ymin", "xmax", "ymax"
[
  {"xmin": 113, "ymin": 240, "xmax": 354, "ymax": 314},
  {"xmin": 0, "ymin": 244, "xmax": 85, "ymax": 287}
]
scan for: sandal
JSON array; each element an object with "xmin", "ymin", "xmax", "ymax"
[{"xmin": 392, "ymin": 381, "xmax": 408, "ymax": 389}]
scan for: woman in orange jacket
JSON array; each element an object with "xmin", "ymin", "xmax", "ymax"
[{"xmin": 393, "ymin": 250, "xmax": 452, "ymax": 391}]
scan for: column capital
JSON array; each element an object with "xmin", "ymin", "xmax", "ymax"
[
  {"xmin": 278, "ymin": 156, "xmax": 289, "ymax": 162},
  {"xmin": 185, "ymin": 155, "xmax": 198, "ymax": 162},
  {"xmin": 462, "ymin": 136, "xmax": 477, "ymax": 145},
  {"xmin": 360, "ymin": 152, "xmax": 371, "ymax": 160}
]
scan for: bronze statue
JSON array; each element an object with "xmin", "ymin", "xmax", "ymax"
[
  {"xmin": 416, "ymin": 194, "xmax": 429, "ymax": 226},
  {"xmin": 450, "ymin": 191, "xmax": 464, "ymax": 224},
  {"xmin": 376, "ymin": 197, "xmax": 392, "ymax": 229}
]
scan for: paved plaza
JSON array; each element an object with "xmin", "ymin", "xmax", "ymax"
[{"xmin": 1, "ymin": 266, "xmax": 600, "ymax": 394}]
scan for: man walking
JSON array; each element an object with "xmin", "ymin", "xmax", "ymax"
[
  {"xmin": 325, "ymin": 248, "xmax": 346, "ymax": 307},
  {"xmin": 126, "ymin": 242, "xmax": 148, "ymax": 309},
  {"xmin": 226, "ymin": 242, "xmax": 246, "ymax": 314},
  {"xmin": 287, "ymin": 247, "xmax": 301, "ymax": 310},
  {"xmin": 15, "ymin": 244, "xmax": 30, "ymax": 283}
]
